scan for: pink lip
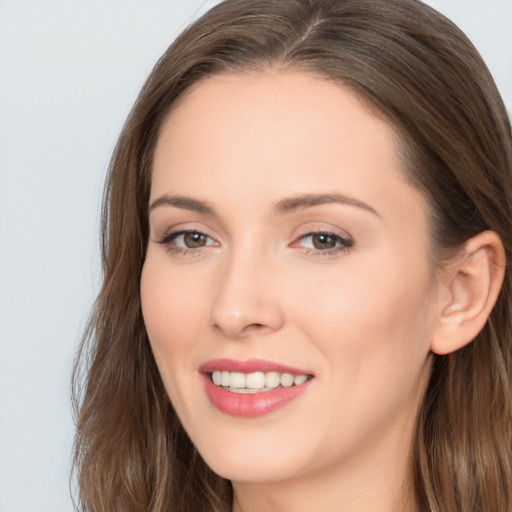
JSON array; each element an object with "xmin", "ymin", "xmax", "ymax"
[
  {"xmin": 199, "ymin": 358, "xmax": 312, "ymax": 375},
  {"xmin": 199, "ymin": 358, "xmax": 314, "ymax": 418}
]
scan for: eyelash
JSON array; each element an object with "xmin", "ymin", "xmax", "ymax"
[
  {"xmin": 292, "ymin": 231, "xmax": 354, "ymax": 257},
  {"xmin": 156, "ymin": 229, "xmax": 216, "ymax": 256},
  {"xmin": 156, "ymin": 229, "xmax": 354, "ymax": 258}
]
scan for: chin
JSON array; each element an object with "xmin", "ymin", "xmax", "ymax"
[
  {"xmin": 202, "ymin": 449, "xmax": 303, "ymax": 483},
  {"xmin": 188, "ymin": 417, "xmax": 320, "ymax": 483}
]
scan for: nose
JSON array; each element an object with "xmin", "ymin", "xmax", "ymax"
[{"xmin": 209, "ymin": 248, "xmax": 285, "ymax": 339}]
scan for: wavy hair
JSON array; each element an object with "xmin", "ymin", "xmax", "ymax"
[{"xmin": 72, "ymin": 1, "xmax": 512, "ymax": 510}]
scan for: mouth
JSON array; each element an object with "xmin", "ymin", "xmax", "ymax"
[
  {"xmin": 199, "ymin": 359, "xmax": 314, "ymax": 417},
  {"xmin": 208, "ymin": 370, "xmax": 312, "ymax": 393}
]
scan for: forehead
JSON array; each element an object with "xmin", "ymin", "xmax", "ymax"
[{"xmin": 153, "ymin": 70, "xmax": 404, "ymax": 193}]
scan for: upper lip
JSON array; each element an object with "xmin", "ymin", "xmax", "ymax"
[{"xmin": 199, "ymin": 358, "xmax": 313, "ymax": 376}]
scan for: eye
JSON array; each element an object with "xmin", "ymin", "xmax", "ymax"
[
  {"xmin": 157, "ymin": 229, "xmax": 218, "ymax": 254},
  {"xmin": 304, "ymin": 233, "xmax": 340, "ymax": 250},
  {"xmin": 175, "ymin": 231, "xmax": 211, "ymax": 249},
  {"xmin": 294, "ymin": 231, "xmax": 353, "ymax": 255}
]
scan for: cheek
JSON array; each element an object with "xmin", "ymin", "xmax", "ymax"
[
  {"xmin": 141, "ymin": 253, "xmax": 207, "ymax": 339},
  {"xmin": 140, "ymin": 255, "xmax": 213, "ymax": 422},
  {"xmin": 140, "ymin": 257, "xmax": 203, "ymax": 378},
  {"xmin": 291, "ymin": 253, "xmax": 436, "ymax": 404},
  {"xmin": 287, "ymin": 268, "xmax": 435, "ymax": 466}
]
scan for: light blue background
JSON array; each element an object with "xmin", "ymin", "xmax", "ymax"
[{"xmin": 0, "ymin": 1, "xmax": 510, "ymax": 511}]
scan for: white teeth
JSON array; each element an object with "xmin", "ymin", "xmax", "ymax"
[
  {"xmin": 294, "ymin": 374, "xmax": 308, "ymax": 385},
  {"xmin": 228, "ymin": 387, "xmax": 270, "ymax": 394},
  {"xmin": 280, "ymin": 373, "xmax": 294, "ymax": 387},
  {"xmin": 230, "ymin": 372, "xmax": 246, "ymax": 388},
  {"xmin": 265, "ymin": 371, "xmax": 280, "ymax": 388},
  {"xmin": 211, "ymin": 370, "xmax": 310, "ymax": 391},
  {"xmin": 246, "ymin": 372, "xmax": 265, "ymax": 388}
]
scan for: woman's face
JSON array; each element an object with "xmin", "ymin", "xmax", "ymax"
[{"xmin": 141, "ymin": 71, "xmax": 440, "ymax": 485}]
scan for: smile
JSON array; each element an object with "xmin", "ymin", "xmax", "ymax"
[
  {"xmin": 200, "ymin": 359, "xmax": 314, "ymax": 417},
  {"xmin": 211, "ymin": 370, "xmax": 310, "ymax": 393}
]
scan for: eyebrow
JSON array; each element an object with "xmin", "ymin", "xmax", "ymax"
[
  {"xmin": 149, "ymin": 192, "xmax": 379, "ymax": 217},
  {"xmin": 150, "ymin": 194, "xmax": 216, "ymax": 215},
  {"xmin": 274, "ymin": 193, "xmax": 380, "ymax": 217}
]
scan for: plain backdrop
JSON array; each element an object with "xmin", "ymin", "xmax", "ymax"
[{"xmin": 0, "ymin": 1, "xmax": 510, "ymax": 511}]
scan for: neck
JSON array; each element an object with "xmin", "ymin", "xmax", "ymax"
[{"xmin": 232, "ymin": 461, "xmax": 419, "ymax": 512}]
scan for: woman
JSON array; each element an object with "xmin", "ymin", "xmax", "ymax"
[{"xmin": 72, "ymin": 0, "xmax": 512, "ymax": 510}]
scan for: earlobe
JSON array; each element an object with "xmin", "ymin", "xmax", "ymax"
[{"xmin": 430, "ymin": 231, "xmax": 506, "ymax": 356}]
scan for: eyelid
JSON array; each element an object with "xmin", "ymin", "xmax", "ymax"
[
  {"xmin": 292, "ymin": 224, "xmax": 353, "ymax": 243},
  {"xmin": 290, "ymin": 227, "xmax": 354, "ymax": 256},
  {"xmin": 153, "ymin": 220, "xmax": 217, "ymax": 243},
  {"xmin": 155, "ymin": 227, "xmax": 220, "ymax": 255},
  {"xmin": 295, "ymin": 232, "xmax": 353, "ymax": 246},
  {"xmin": 158, "ymin": 229, "xmax": 216, "ymax": 245}
]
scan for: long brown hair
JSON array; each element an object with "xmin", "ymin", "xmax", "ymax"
[{"xmin": 72, "ymin": 1, "xmax": 512, "ymax": 510}]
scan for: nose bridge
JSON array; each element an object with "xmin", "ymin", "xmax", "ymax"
[{"xmin": 209, "ymin": 240, "xmax": 284, "ymax": 338}]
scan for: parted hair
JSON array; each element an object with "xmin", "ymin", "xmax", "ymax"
[{"xmin": 72, "ymin": 0, "xmax": 512, "ymax": 510}]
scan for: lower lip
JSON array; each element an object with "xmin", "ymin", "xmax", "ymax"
[{"xmin": 202, "ymin": 375, "xmax": 312, "ymax": 417}]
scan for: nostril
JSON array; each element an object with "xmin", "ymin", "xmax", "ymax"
[
  {"xmin": 212, "ymin": 322, "xmax": 266, "ymax": 337},
  {"xmin": 246, "ymin": 323, "xmax": 265, "ymax": 330}
]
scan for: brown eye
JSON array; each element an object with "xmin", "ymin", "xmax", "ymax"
[
  {"xmin": 157, "ymin": 230, "xmax": 217, "ymax": 252},
  {"xmin": 311, "ymin": 233, "xmax": 338, "ymax": 250},
  {"xmin": 183, "ymin": 232, "xmax": 208, "ymax": 248},
  {"xmin": 295, "ymin": 231, "xmax": 353, "ymax": 255}
]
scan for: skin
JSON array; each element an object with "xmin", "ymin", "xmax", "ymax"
[{"xmin": 141, "ymin": 70, "xmax": 445, "ymax": 512}]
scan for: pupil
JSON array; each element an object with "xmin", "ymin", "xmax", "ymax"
[
  {"xmin": 184, "ymin": 232, "xmax": 205, "ymax": 248},
  {"xmin": 313, "ymin": 233, "xmax": 336, "ymax": 250}
]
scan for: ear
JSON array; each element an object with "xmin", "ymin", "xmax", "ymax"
[{"xmin": 430, "ymin": 231, "xmax": 506, "ymax": 355}]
